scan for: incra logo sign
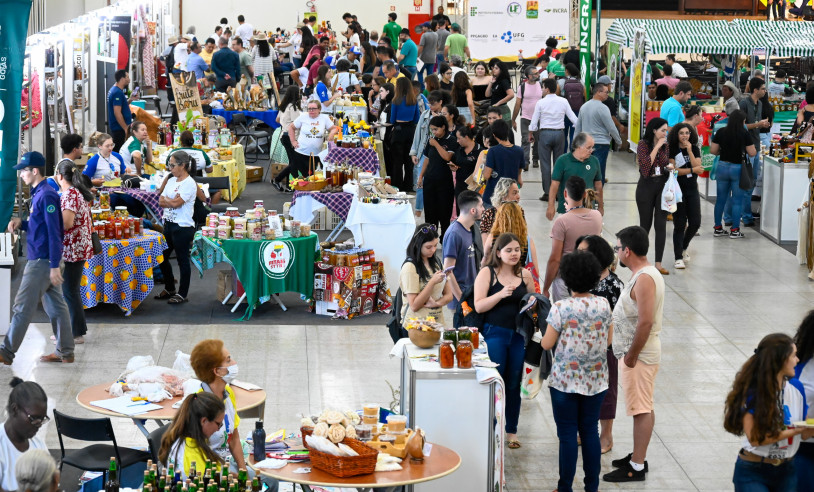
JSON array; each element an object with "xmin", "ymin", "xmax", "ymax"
[{"xmin": 544, "ymin": 8, "xmax": 568, "ymax": 13}]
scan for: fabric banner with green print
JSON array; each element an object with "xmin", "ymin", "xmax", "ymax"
[
  {"xmin": 578, "ymin": 0, "xmax": 592, "ymax": 98},
  {"xmin": 0, "ymin": 0, "xmax": 32, "ymax": 229},
  {"xmin": 221, "ymin": 233, "xmax": 319, "ymax": 320}
]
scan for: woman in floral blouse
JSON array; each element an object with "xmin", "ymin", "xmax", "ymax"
[
  {"xmin": 54, "ymin": 160, "xmax": 95, "ymax": 343},
  {"xmin": 542, "ymin": 250, "xmax": 613, "ymax": 492},
  {"xmin": 576, "ymin": 234, "xmax": 624, "ymax": 454}
]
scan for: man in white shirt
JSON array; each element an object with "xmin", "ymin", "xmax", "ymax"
[
  {"xmin": 235, "ymin": 15, "xmax": 253, "ymax": 49},
  {"xmin": 665, "ymin": 54, "xmax": 687, "ymax": 78},
  {"xmin": 529, "ymin": 78, "xmax": 578, "ymax": 201},
  {"xmin": 173, "ymin": 35, "xmax": 191, "ymax": 72},
  {"xmin": 210, "ymin": 25, "xmax": 223, "ymax": 43}
]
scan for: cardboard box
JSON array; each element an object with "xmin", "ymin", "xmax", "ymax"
[
  {"xmin": 246, "ymin": 165, "xmax": 263, "ymax": 183},
  {"xmin": 315, "ymin": 300, "xmax": 339, "ymax": 316},
  {"xmin": 270, "ymin": 163, "xmax": 287, "ymax": 180}
]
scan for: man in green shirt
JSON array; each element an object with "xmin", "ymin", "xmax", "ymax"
[
  {"xmin": 382, "ymin": 13, "xmax": 401, "ymax": 50},
  {"xmin": 231, "ymin": 37, "xmax": 253, "ymax": 80},
  {"xmin": 546, "ymin": 132, "xmax": 604, "ymax": 219},
  {"xmin": 444, "ymin": 23, "xmax": 469, "ymax": 60}
]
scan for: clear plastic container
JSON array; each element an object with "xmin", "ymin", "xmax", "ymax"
[
  {"xmin": 354, "ymin": 424, "xmax": 373, "ymax": 441},
  {"xmin": 363, "ymin": 403, "xmax": 379, "ymax": 417},
  {"xmin": 386, "ymin": 414, "xmax": 407, "ymax": 434},
  {"xmin": 362, "ymin": 415, "xmax": 378, "ymax": 425}
]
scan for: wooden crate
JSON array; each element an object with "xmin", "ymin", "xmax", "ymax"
[
  {"xmin": 246, "ymin": 165, "xmax": 263, "ymax": 183},
  {"xmin": 270, "ymin": 163, "xmax": 287, "ymax": 180}
]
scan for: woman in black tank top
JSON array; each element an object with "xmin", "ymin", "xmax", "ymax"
[{"xmin": 474, "ymin": 233, "xmax": 536, "ymax": 449}]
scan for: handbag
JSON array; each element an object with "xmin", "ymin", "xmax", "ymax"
[
  {"xmin": 739, "ymin": 152, "xmax": 756, "ymax": 191},
  {"xmin": 520, "ymin": 330, "xmax": 547, "ymax": 400},
  {"xmin": 524, "ymin": 237, "xmax": 541, "ymax": 294},
  {"xmin": 91, "ymin": 231, "xmax": 103, "ymax": 255}
]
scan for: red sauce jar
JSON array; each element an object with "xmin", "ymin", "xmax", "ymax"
[
  {"xmin": 456, "ymin": 340, "xmax": 473, "ymax": 369},
  {"xmin": 439, "ymin": 340, "xmax": 454, "ymax": 369}
]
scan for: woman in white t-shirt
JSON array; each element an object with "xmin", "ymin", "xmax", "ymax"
[
  {"xmin": 155, "ymin": 152, "xmax": 202, "ymax": 304},
  {"xmin": 724, "ymin": 333, "xmax": 814, "ymax": 491},
  {"xmin": 82, "ymin": 133, "xmax": 126, "ymax": 186},
  {"xmin": 313, "ymin": 64, "xmax": 341, "ymax": 113},
  {"xmin": 0, "ymin": 378, "xmax": 49, "ymax": 492},
  {"xmin": 272, "ymin": 86, "xmax": 303, "ymax": 191},
  {"xmin": 287, "ymin": 100, "xmax": 337, "ymax": 176},
  {"xmin": 330, "ymin": 59, "xmax": 361, "ymax": 93},
  {"xmin": 119, "ymin": 121, "xmax": 153, "ymax": 176}
]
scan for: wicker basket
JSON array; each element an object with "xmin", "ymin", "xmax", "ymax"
[
  {"xmin": 300, "ymin": 427, "xmax": 378, "ymax": 477},
  {"xmin": 291, "ymin": 180, "xmax": 328, "ymax": 191}
]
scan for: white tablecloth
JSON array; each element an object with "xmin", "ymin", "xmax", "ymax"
[
  {"xmin": 289, "ymin": 194, "xmax": 324, "ymax": 224},
  {"xmin": 345, "ymin": 200, "xmax": 415, "ymax": 287}
]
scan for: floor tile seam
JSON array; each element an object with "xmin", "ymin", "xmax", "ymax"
[{"xmin": 653, "ymin": 430, "xmax": 703, "ymax": 492}]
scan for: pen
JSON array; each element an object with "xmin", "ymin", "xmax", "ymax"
[{"xmin": 126, "ymin": 402, "xmax": 149, "ymax": 407}]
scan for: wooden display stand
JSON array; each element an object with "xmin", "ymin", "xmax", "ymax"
[{"xmin": 795, "ymin": 142, "xmax": 814, "ymax": 163}]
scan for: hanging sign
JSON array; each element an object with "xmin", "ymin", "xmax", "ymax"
[{"xmin": 578, "ymin": 0, "xmax": 591, "ymax": 97}]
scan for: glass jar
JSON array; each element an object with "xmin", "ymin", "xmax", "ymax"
[
  {"xmin": 442, "ymin": 328, "xmax": 458, "ymax": 349},
  {"xmin": 456, "ymin": 340, "xmax": 473, "ymax": 369},
  {"xmin": 457, "ymin": 328, "xmax": 472, "ymax": 343},
  {"xmin": 470, "ymin": 327, "xmax": 479, "ymax": 349},
  {"xmin": 439, "ymin": 340, "xmax": 455, "ymax": 369}
]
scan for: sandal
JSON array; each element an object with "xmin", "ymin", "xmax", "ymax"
[
  {"xmin": 601, "ymin": 444, "xmax": 613, "ymax": 454},
  {"xmin": 154, "ymin": 289, "xmax": 176, "ymax": 300},
  {"xmin": 507, "ymin": 440, "xmax": 521, "ymax": 449},
  {"xmin": 168, "ymin": 294, "xmax": 188, "ymax": 304}
]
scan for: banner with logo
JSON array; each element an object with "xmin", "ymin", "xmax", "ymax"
[
  {"xmin": 467, "ymin": 0, "xmax": 570, "ymax": 60},
  {"xmin": 606, "ymin": 41, "xmax": 620, "ymax": 99},
  {"xmin": 578, "ymin": 0, "xmax": 591, "ymax": 98},
  {"xmin": 628, "ymin": 29, "xmax": 648, "ymax": 150},
  {"xmin": 0, "ymin": 0, "xmax": 32, "ymax": 230},
  {"xmin": 169, "ymin": 72, "xmax": 204, "ymax": 120}
]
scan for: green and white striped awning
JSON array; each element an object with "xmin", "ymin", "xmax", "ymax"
[
  {"xmin": 605, "ymin": 18, "xmax": 768, "ymax": 56},
  {"xmin": 761, "ymin": 20, "xmax": 814, "ymax": 57}
]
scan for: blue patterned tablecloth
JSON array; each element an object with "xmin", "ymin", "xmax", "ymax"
[{"xmin": 80, "ymin": 230, "xmax": 167, "ymax": 316}]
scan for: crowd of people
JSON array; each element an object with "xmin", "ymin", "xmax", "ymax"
[{"xmin": 4, "ymin": 7, "xmax": 814, "ymax": 492}]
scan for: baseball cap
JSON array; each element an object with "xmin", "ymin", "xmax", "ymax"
[
  {"xmin": 419, "ymin": 22, "xmax": 430, "ymax": 28},
  {"xmin": 350, "ymin": 46, "xmax": 361, "ymax": 55},
  {"xmin": 597, "ymin": 75, "xmax": 612, "ymax": 85},
  {"xmin": 14, "ymin": 151, "xmax": 46, "ymax": 170}
]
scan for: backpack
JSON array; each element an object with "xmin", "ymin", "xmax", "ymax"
[
  {"xmin": 386, "ymin": 286, "xmax": 407, "ymax": 343},
  {"xmin": 562, "ymin": 77, "xmax": 585, "ymax": 113},
  {"xmin": 519, "ymin": 79, "xmax": 544, "ymax": 100}
]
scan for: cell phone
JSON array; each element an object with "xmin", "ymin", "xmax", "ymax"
[{"xmin": 443, "ymin": 266, "xmax": 455, "ymax": 274}]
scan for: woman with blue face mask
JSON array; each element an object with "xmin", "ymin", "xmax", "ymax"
[{"xmin": 190, "ymin": 340, "xmax": 278, "ymax": 491}]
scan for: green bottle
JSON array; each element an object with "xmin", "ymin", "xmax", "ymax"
[
  {"xmin": 104, "ymin": 457, "xmax": 119, "ymax": 492},
  {"xmin": 251, "ymin": 478, "xmax": 260, "ymax": 492},
  {"xmin": 237, "ymin": 469, "xmax": 247, "ymax": 491}
]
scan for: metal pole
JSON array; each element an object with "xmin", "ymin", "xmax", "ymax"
[{"xmin": 595, "ymin": 0, "xmax": 602, "ymax": 80}]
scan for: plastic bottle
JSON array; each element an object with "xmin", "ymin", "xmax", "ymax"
[{"xmin": 252, "ymin": 420, "xmax": 266, "ymax": 461}]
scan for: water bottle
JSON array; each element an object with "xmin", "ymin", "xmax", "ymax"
[{"xmin": 252, "ymin": 420, "xmax": 266, "ymax": 461}]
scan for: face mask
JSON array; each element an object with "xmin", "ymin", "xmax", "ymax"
[{"xmin": 220, "ymin": 364, "xmax": 239, "ymax": 384}]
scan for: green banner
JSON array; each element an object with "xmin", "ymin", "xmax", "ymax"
[
  {"xmin": 607, "ymin": 41, "xmax": 620, "ymax": 99},
  {"xmin": 578, "ymin": 0, "xmax": 592, "ymax": 98},
  {"xmin": 0, "ymin": 0, "xmax": 32, "ymax": 229}
]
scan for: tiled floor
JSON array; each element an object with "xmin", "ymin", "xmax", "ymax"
[{"xmin": 2, "ymin": 150, "xmax": 812, "ymax": 492}]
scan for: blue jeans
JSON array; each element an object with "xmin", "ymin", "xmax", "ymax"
[
  {"xmin": 435, "ymin": 53, "xmax": 444, "ymax": 71},
  {"xmin": 564, "ymin": 113, "xmax": 578, "ymax": 149},
  {"xmin": 404, "ymin": 66, "xmax": 417, "ymax": 80},
  {"xmin": 417, "ymin": 63, "xmax": 435, "ymax": 91},
  {"xmin": 796, "ymin": 443, "xmax": 814, "ymax": 491},
  {"xmin": 550, "ymin": 388, "xmax": 607, "ymax": 492},
  {"xmin": 733, "ymin": 457, "xmax": 796, "ymax": 492},
  {"xmin": 724, "ymin": 153, "xmax": 760, "ymax": 224},
  {"xmin": 714, "ymin": 161, "xmax": 746, "ymax": 229},
  {"xmin": 593, "ymin": 143, "xmax": 611, "ymax": 183},
  {"xmin": 482, "ymin": 322, "xmax": 525, "ymax": 434},
  {"xmin": 413, "ymin": 155, "xmax": 425, "ymax": 211}
]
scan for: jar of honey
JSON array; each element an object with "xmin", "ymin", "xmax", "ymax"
[
  {"xmin": 439, "ymin": 340, "xmax": 455, "ymax": 369},
  {"xmin": 470, "ymin": 327, "xmax": 479, "ymax": 349},
  {"xmin": 456, "ymin": 340, "xmax": 473, "ymax": 369}
]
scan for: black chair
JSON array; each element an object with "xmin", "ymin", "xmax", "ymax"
[
  {"xmin": 193, "ymin": 176, "xmax": 233, "ymax": 215},
  {"xmin": 147, "ymin": 424, "xmax": 170, "ymax": 464},
  {"xmin": 230, "ymin": 113, "xmax": 271, "ymax": 163},
  {"xmin": 54, "ymin": 410, "xmax": 152, "ymax": 483}
]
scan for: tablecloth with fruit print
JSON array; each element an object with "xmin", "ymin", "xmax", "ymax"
[{"xmin": 80, "ymin": 230, "xmax": 168, "ymax": 316}]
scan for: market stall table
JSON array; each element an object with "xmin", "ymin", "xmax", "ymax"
[
  {"xmin": 155, "ymin": 144, "xmax": 246, "ymax": 201},
  {"xmin": 81, "ymin": 230, "xmax": 167, "ymax": 316},
  {"xmin": 290, "ymin": 191, "xmax": 353, "ymax": 241},
  {"xmin": 325, "ymin": 142, "xmax": 380, "ymax": 175},
  {"xmin": 251, "ymin": 443, "xmax": 460, "ymax": 492},
  {"xmin": 760, "ymin": 155, "xmax": 811, "ymax": 244},
  {"xmin": 190, "ymin": 232, "xmax": 320, "ymax": 319},
  {"xmin": 345, "ymin": 199, "xmax": 414, "ymax": 289},
  {"xmin": 212, "ymin": 108, "xmax": 280, "ymax": 128},
  {"xmin": 76, "ymin": 382, "xmax": 266, "ymax": 437}
]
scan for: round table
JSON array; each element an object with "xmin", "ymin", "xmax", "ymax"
[
  {"xmin": 252, "ymin": 443, "xmax": 460, "ymax": 492},
  {"xmin": 81, "ymin": 230, "xmax": 167, "ymax": 316},
  {"xmin": 76, "ymin": 382, "xmax": 267, "ymax": 437}
]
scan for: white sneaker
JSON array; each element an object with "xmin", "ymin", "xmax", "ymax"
[
  {"xmin": 682, "ymin": 250, "xmax": 691, "ymax": 263},
  {"xmin": 674, "ymin": 259, "xmax": 686, "ymax": 269}
]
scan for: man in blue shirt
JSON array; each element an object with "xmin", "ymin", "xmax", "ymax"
[
  {"xmin": 658, "ymin": 81, "xmax": 693, "ymax": 128},
  {"xmin": 443, "ymin": 191, "xmax": 484, "ymax": 328},
  {"xmin": 398, "ymin": 28, "xmax": 418, "ymax": 80},
  {"xmin": 211, "ymin": 36, "xmax": 241, "ymax": 91},
  {"xmin": 2, "ymin": 152, "xmax": 75, "ymax": 365},
  {"xmin": 107, "ymin": 69, "xmax": 134, "ymax": 152},
  {"xmin": 186, "ymin": 41, "xmax": 209, "ymax": 80}
]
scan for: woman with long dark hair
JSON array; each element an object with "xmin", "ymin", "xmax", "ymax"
[
  {"xmin": 485, "ymin": 59, "xmax": 515, "ymax": 121},
  {"xmin": 389, "ymin": 77, "xmax": 420, "ymax": 192},
  {"xmin": 272, "ymin": 86, "xmax": 303, "ymax": 191},
  {"xmin": 418, "ymin": 115, "xmax": 459, "ymax": 236},
  {"xmin": 793, "ymin": 311, "xmax": 814, "ymax": 488},
  {"xmin": 709, "ymin": 109, "xmax": 757, "ymax": 239},
  {"xmin": 314, "ymin": 64, "xmax": 340, "ymax": 113},
  {"xmin": 120, "ymin": 120, "xmax": 153, "ymax": 176},
  {"xmin": 635, "ymin": 117, "xmax": 670, "ymax": 274},
  {"xmin": 474, "ymin": 233, "xmax": 535, "ymax": 449},
  {"xmin": 451, "ymin": 72, "xmax": 475, "ymax": 124},
  {"xmin": 360, "ymin": 41, "xmax": 376, "ymax": 74},
  {"xmin": 453, "ymin": 125, "xmax": 481, "ymax": 199},
  {"xmin": 724, "ymin": 333, "xmax": 813, "ymax": 491},
  {"xmin": 441, "ymin": 104, "xmax": 465, "ymax": 134},
  {"xmin": 438, "ymin": 63, "xmax": 454, "ymax": 91},
  {"xmin": 53, "ymin": 161, "xmax": 94, "ymax": 344},
  {"xmin": 667, "ymin": 122, "xmax": 704, "ymax": 269},
  {"xmin": 159, "ymin": 392, "xmax": 226, "ymax": 478},
  {"xmin": 470, "ymin": 61, "xmax": 491, "ymax": 102},
  {"xmin": 251, "ymin": 34, "xmax": 274, "ymax": 86},
  {"xmin": 399, "ymin": 224, "xmax": 452, "ymax": 327}
]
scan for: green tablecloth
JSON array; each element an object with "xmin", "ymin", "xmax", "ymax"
[{"xmin": 190, "ymin": 231, "xmax": 319, "ymax": 319}]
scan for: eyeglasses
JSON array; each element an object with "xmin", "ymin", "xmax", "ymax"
[
  {"xmin": 22, "ymin": 409, "xmax": 50, "ymax": 426},
  {"xmin": 416, "ymin": 225, "xmax": 437, "ymax": 235},
  {"xmin": 307, "ymin": 107, "xmax": 320, "ymax": 111},
  {"xmin": 212, "ymin": 418, "xmax": 224, "ymax": 427},
  {"xmin": 613, "ymin": 245, "xmax": 622, "ymax": 252},
  {"xmin": 167, "ymin": 163, "xmax": 176, "ymax": 169}
]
